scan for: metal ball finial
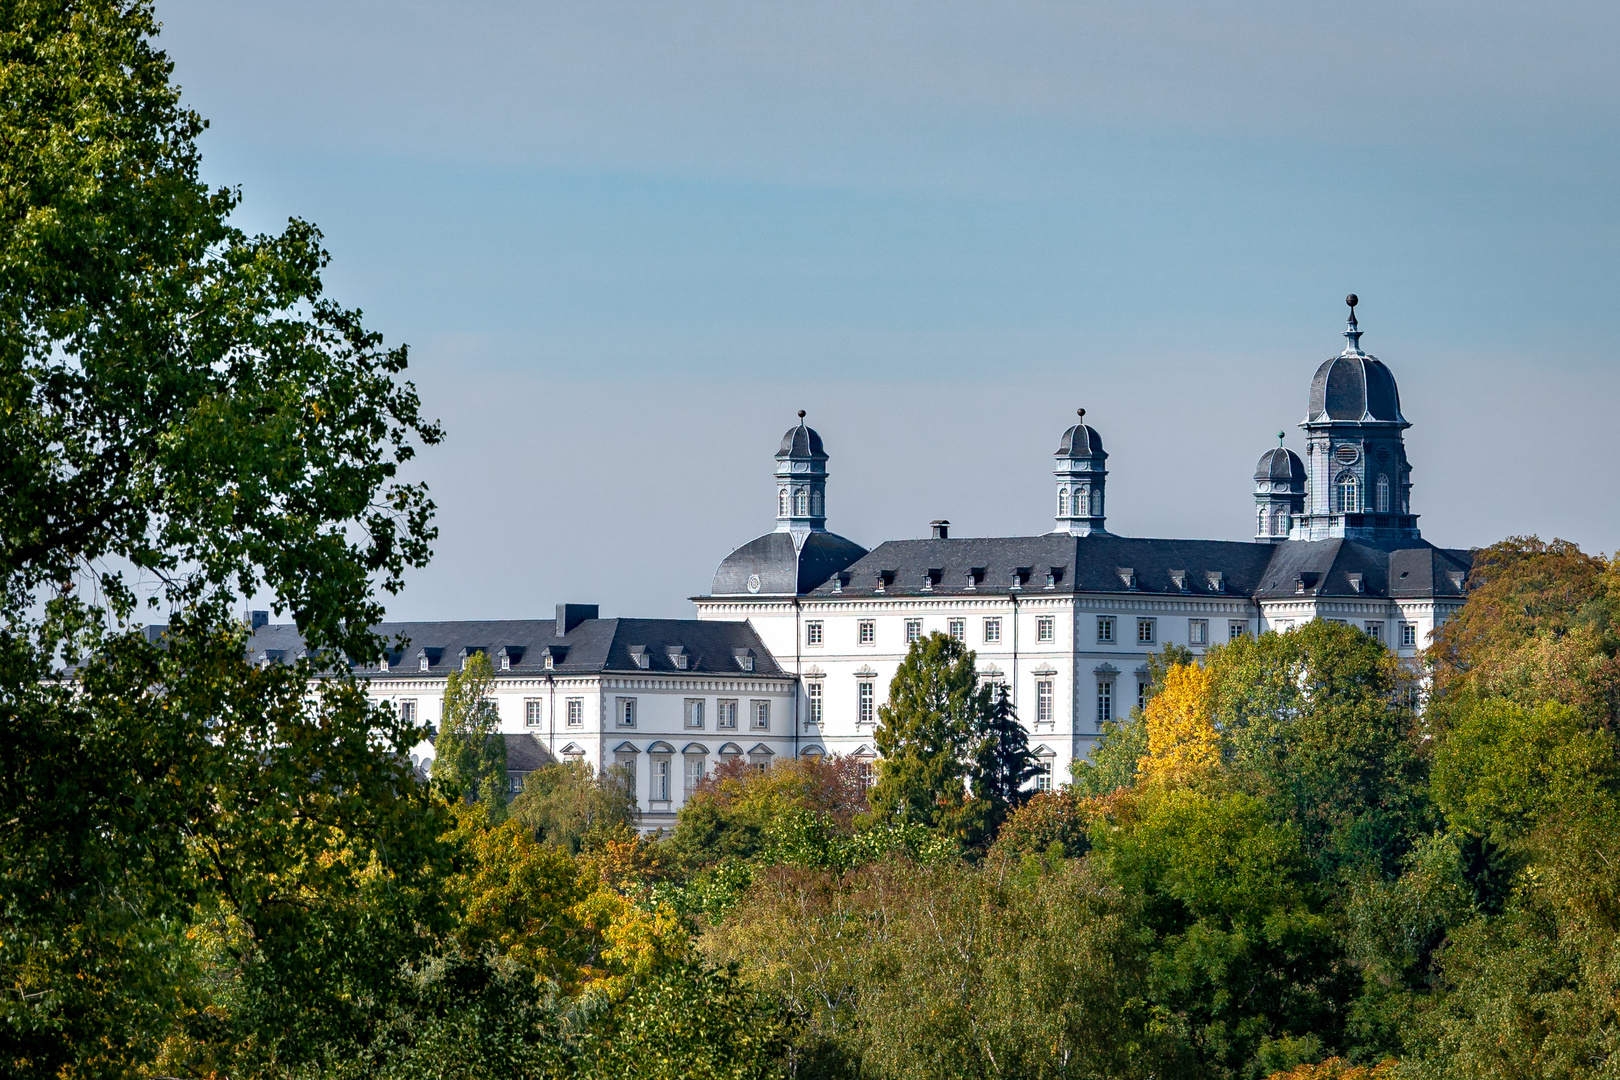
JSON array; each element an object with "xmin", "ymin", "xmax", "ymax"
[
  {"xmin": 1277, "ymin": 430, "xmax": 1286, "ymax": 444},
  {"xmin": 797, "ymin": 409, "xmax": 806, "ymax": 420},
  {"xmin": 1346, "ymin": 293, "xmax": 1358, "ymax": 309},
  {"xmin": 1076, "ymin": 408, "xmax": 1086, "ymax": 420}
]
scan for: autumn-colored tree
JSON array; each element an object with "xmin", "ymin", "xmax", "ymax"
[
  {"xmin": 511, "ymin": 760, "xmax": 640, "ymax": 853},
  {"xmin": 1140, "ymin": 661, "xmax": 1218, "ymax": 785}
]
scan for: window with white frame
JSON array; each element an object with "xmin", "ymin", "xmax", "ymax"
[
  {"xmin": 795, "ymin": 488, "xmax": 809, "ymax": 515},
  {"xmin": 1097, "ymin": 616, "xmax": 1116, "ymax": 644},
  {"xmin": 1034, "ymin": 758, "xmax": 1053, "ymax": 792},
  {"xmin": 807, "ymin": 681, "xmax": 823, "ymax": 725},
  {"xmin": 616, "ymin": 697, "xmax": 637, "ymax": 728},
  {"xmin": 855, "ymin": 756, "xmax": 876, "ymax": 793},
  {"xmin": 858, "ymin": 619, "xmax": 876, "ymax": 646},
  {"xmin": 684, "ymin": 755, "xmax": 706, "ymax": 796},
  {"xmin": 778, "ymin": 488, "xmax": 789, "ymax": 516},
  {"xmin": 905, "ymin": 619, "xmax": 922, "ymax": 644},
  {"xmin": 566, "ymin": 698, "xmax": 583, "ymax": 728},
  {"xmin": 399, "ymin": 699, "xmax": 417, "ymax": 725},
  {"xmin": 947, "ymin": 618, "xmax": 965, "ymax": 641},
  {"xmin": 1057, "ymin": 488, "xmax": 1069, "ymax": 516},
  {"xmin": 1401, "ymin": 623, "xmax": 1417, "ymax": 647},
  {"xmin": 751, "ymin": 700, "xmax": 770, "ymax": 731},
  {"xmin": 1228, "ymin": 620, "xmax": 1249, "ymax": 641},
  {"xmin": 1037, "ymin": 679, "xmax": 1054, "ymax": 725},
  {"xmin": 650, "ymin": 757, "xmax": 670, "ymax": 802},
  {"xmin": 858, "ymin": 681, "xmax": 875, "ymax": 725},
  {"xmin": 806, "ymin": 620, "xmax": 824, "ymax": 646},
  {"xmin": 1036, "ymin": 616, "xmax": 1055, "ymax": 643},
  {"xmin": 1365, "ymin": 621, "xmax": 1383, "ymax": 643},
  {"xmin": 1377, "ymin": 473, "xmax": 1391, "ymax": 513},
  {"xmin": 717, "ymin": 699, "xmax": 738, "ymax": 730},
  {"xmin": 1097, "ymin": 679, "xmax": 1113, "ymax": 726},
  {"xmin": 525, "ymin": 698, "xmax": 543, "ymax": 727},
  {"xmin": 684, "ymin": 699, "xmax": 705, "ymax": 729},
  {"xmin": 1138, "ymin": 680, "xmax": 1149, "ymax": 714},
  {"xmin": 984, "ymin": 617, "xmax": 1002, "ymax": 643},
  {"xmin": 1336, "ymin": 473, "xmax": 1359, "ymax": 513},
  {"xmin": 1188, "ymin": 619, "xmax": 1208, "ymax": 646},
  {"xmin": 1137, "ymin": 618, "xmax": 1156, "ymax": 645}
]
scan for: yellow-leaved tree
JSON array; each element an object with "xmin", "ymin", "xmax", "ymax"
[{"xmin": 1140, "ymin": 661, "xmax": 1218, "ymax": 785}]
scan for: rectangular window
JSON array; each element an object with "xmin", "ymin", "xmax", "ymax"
[
  {"xmin": 566, "ymin": 698, "xmax": 583, "ymax": 728},
  {"xmin": 983, "ymin": 617, "xmax": 1002, "ymax": 643},
  {"xmin": 1401, "ymin": 623, "xmax": 1417, "ymax": 648},
  {"xmin": 1036, "ymin": 616, "xmax": 1055, "ymax": 643},
  {"xmin": 399, "ymin": 699, "xmax": 417, "ymax": 725},
  {"xmin": 948, "ymin": 618, "xmax": 965, "ymax": 641},
  {"xmin": 509, "ymin": 773, "xmax": 523, "ymax": 795},
  {"xmin": 807, "ymin": 681, "xmax": 823, "ymax": 725},
  {"xmin": 1137, "ymin": 618, "xmax": 1156, "ymax": 645},
  {"xmin": 856, "ymin": 757, "xmax": 876, "ymax": 793},
  {"xmin": 684, "ymin": 756, "xmax": 706, "ymax": 796},
  {"xmin": 1097, "ymin": 616, "xmax": 1116, "ymax": 644},
  {"xmin": 1034, "ymin": 759, "xmax": 1052, "ymax": 792},
  {"xmin": 1037, "ymin": 679, "xmax": 1054, "ymax": 725},
  {"xmin": 651, "ymin": 758, "xmax": 670, "ymax": 802},
  {"xmin": 1228, "ymin": 620, "xmax": 1249, "ymax": 641},
  {"xmin": 905, "ymin": 618, "xmax": 922, "ymax": 644},
  {"xmin": 806, "ymin": 620, "xmax": 824, "ymax": 647},
  {"xmin": 1365, "ymin": 621, "xmax": 1383, "ymax": 643},
  {"xmin": 525, "ymin": 698, "xmax": 543, "ymax": 727},
  {"xmin": 1097, "ymin": 680, "xmax": 1113, "ymax": 725},
  {"xmin": 616, "ymin": 697, "xmax": 636, "ymax": 728},
  {"xmin": 751, "ymin": 700, "xmax": 770, "ymax": 731},
  {"xmin": 684, "ymin": 698, "xmax": 705, "ymax": 729},
  {"xmin": 858, "ymin": 681, "xmax": 875, "ymax": 725},
  {"xmin": 1188, "ymin": 619, "xmax": 1208, "ymax": 646},
  {"xmin": 717, "ymin": 699, "xmax": 738, "ymax": 730},
  {"xmin": 614, "ymin": 755, "xmax": 636, "ymax": 791},
  {"xmin": 1138, "ymin": 680, "xmax": 1149, "ymax": 714},
  {"xmin": 858, "ymin": 619, "xmax": 876, "ymax": 646}
]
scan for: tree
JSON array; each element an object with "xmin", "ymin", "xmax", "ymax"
[
  {"xmin": 511, "ymin": 760, "xmax": 641, "ymax": 854},
  {"xmin": 0, "ymin": 3, "xmax": 446, "ymax": 1074},
  {"xmin": 958, "ymin": 686, "xmax": 1040, "ymax": 846},
  {"xmin": 434, "ymin": 651, "xmax": 508, "ymax": 818},
  {"xmin": 1140, "ymin": 660, "xmax": 1218, "ymax": 786}
]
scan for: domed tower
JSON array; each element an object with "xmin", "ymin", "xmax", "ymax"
[
  {"xmin": 1254, "ymin": 436, "xmax": 1306, "ymax": 543},
  {"xmin": 1051, "ymin": 409, "xmax": 1108, "ymax": 536},
  {"xmin": 775, "ymin": 410, "xmax": 828, "ymax": 535},
  {"xmin": 1297, "ymin": 296, "xmax": 1419, "ymax": 541}
]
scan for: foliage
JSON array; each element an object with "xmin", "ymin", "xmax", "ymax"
[
  {"xmin": 989, "ymin": 786, "xmax": 1099, "ymax": 861},
  {"xmin": 511, "ymin": 760, "xmax": 640, "ymax": 853},
  {"xmin": 1070, "ymin": 709, "xmax": 1149, "ymax": 796},
  {"xmin": 434, "ymin": 651, "xmax": 508, "ymax": 817},
  {"xmin": 1140, "ymin": 660, "xmax": 1218, "ymax": 786},
  {"xmin": 665, "ymin": 754, "xmax": 869, "ymax": 871},
  {"xmin": 961, "ymin": 685, "xmax": 1041, "ymax": 841}
]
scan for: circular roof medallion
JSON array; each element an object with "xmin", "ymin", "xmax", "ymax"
[{"xmin": 746, "ymin": 573, "xmax": 761, "ymax": 594}]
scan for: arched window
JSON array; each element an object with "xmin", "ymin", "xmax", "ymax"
[
  {"xmin": 778, "ymin": 488, "xmax": 789, "ymax": 516},
  {"xmin": 1376, "ymin": 473, "xmax": 1390, "ymax": 513},
  {"xmin": 1256, "ymin": 506, "xmax": 1267, "ymax": 533},
  {"xmin": 1078, "ymin": 486, "xmax": 1090, "ymax": 515},
  {"xmin": 795, "ymin": 488, "xmax": 809, "ymax": 515},
  {"xmin": 1335, "ymin": 473, "xmax": 1359, "ymax": 513},
  {"xmin": 810, "ymin": 490, "xmax": 822, "ymax": 516},
  {"xmin": 1272, "ymin": 508, "xmax": 1286, "ymax": 535},
  {"xmin": 1058, "ymin": 488, "xmax": 1069, "ymax": 516}
]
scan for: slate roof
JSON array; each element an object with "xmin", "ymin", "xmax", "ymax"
[
  {"xmin": 1255, "ymin": 447, "xmax": 1307, "ymax": 481},
  {"xmin": 245, "ymin": 617, "xmax": 790, "ymax": 678},
  {"xmin": 711, "ymin": 529, "xmax": 868, "ymax": 596},
  {"xmin": 1252, "ymin": 539, "xmax": 1473, "ymax": 600},
  {"xmin": 777, "ymin": 421, "xmax": 827, "ymax": 460},
  {"xmin": 1056, "ymin": 423, "xmax": 1105, "ymax": 457},
  {"xmin": 1308, "ymin": 353, "xmax": 1406, "ymax": 424},
  {"xmin": 502, "ymin": 733, "xmax": 555, "ymax": 773}
]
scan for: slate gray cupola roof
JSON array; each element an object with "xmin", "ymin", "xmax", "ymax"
[
  {"xmin": 245, "ymin": 616, "xmax": 790, "ymax": 678},
  {"xmin": 1308, "ymin": 304, "xmax": 1406, "ymax": 424},
  {"xmin": 1255, "ymin": 446, "xmax": 1307, "ymax": 481},
  {"xmin": 777, "ymin": 419, "xmax": 827, "ymax": 460},
  {"xmin": 1056, "ymin": 420, "xmax": 1104, "ymax": 457}
]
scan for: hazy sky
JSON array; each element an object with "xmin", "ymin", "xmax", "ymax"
[{"xmin": 156, "ymin": 0, "xmax": 1620, "ymax": 620}]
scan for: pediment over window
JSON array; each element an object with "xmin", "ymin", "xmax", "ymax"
[
  {"xmin": 802, "ymin": 665, "xmax": 826, "ymax": 677},
  {"xmin": 1032, "ymin": 664, "xmax": 1057, "ymax": 676},
  {"xmin": 612, "ymin": 741, "xmax": 640, "ymax": 754},
  {"xmin": 682, "ymin": 742, "xmax": 710, "ymax": 755},
  {"xmin": 854, "ymin": 665, "xmax": 878, "ymax": 677},
  {"xmin": 1094, "ymin": 662, "xmax": 1120, "ymax": 675},
  {"xmin": 799, "ymin": 744, "xmax": 825, "ymax": 758},
  {"xmin": 646, "ymin": 741, "xmax": 676, "ymax": 754},
  {"xmin": 718, "ymin": 742, "xmax": 744, "ymax": 757}
]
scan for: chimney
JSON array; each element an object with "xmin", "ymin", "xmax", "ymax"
[
  {"xmin": 250, "ymin": 610, "xmax": 270, "ymax": 630},
  {"xmin": 931, "ymin": 520, "xmax": 950, "ymax": 539},
  {"xmin": 555, "ymin": 603, "xmax": 598, "ymax": 636}
]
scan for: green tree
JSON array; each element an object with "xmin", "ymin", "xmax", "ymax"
[
  {"xmin": 511, "ymin": 760, "xmax": 641, "ymax": 854},
  {"xmin": 959, "ymin": 686, "xmax": 1040, "ymax": 844},
  {"xmin": 0, "ymin": 3, "xmax": 447, "ymax": 1074},
  {"xmin": 866, "ymin": 632, "xmax": 990, "ymax": 830},
  {"xmin": 1070, "ymin": 645, "xmax": 1191, "ymax": 797},
  {"xmin": 434, "ymin": 651, "xmax": 508, "ymax": 818}
]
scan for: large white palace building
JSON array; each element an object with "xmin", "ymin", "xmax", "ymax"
[{"xmin": 246, "ymin": 299, "xmax": 1472, "ymax": 827}]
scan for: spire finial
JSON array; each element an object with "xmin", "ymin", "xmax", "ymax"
[
  {"xmin": 1077, "ymin": 408, "xmax": 1086, "ymax": 420},
  {"xmin": 1342, "ymin": 293, "xmax": 1364, "ymax": 354},
  {"xmin": 797, "ymin": 409, "xmax": 806, "ymax": 422},
  {"xmin": 1277, "ymin": 430, "xmax": 1286, "ymax": 445}
]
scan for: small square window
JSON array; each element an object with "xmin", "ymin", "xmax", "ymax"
[
  {"xmin": 1401, "ymin": 623, "xmax": 1417, "ymax": 648},
  {"xmin": 1036, "ymin": 616, "xmax": 1055, "ymax": 643},
  {"xmin": 1188, "ymin": 619, "xmax": 1208, "ymax": 646},
  {"xmin": 948, "ymin": 618, "xmax": 965, "ymax": 641},
  {"xmin": 905, "ymin": 619, "xmax": 922, "ymax": 644},
  {"xmin": 983, "ymin": 618, "xmax": 1002, "ymax": 644},
  {"xmin": 750, "ymin": 700, "xmax": 771, "ymax": 731},
  {"xmin": 1228, "ymin": 620, "xmax": 1249, "ymax": 641},
  {"xmin": 1097, "ymin": 616, "xmax": 1116, "ymax": 644},
  {"xmin": 616, "ymin": 697, "xmax": 637, "ymax": 728},
  {"xmin": 566, "ymin": 698, "xmax": 583, "ymax": 728},
  {"xmin": 858, "ymin": 620, "xmax": 876, "ymax": 646},
  {"xmin": 525, "ymin": 698, "xmax": 543, "ymax": 727},
  {"xmin": 806, "ymin": 620, "xmax": 824, "ymax": 647},
  {"xmin": 684, "ymin": 698, "xmax": 705, "ymax": 729},
  {"xmin": 717, "ymin": 699, "xmax": 738, "ymax": 730},
  {"xmin": 1137, "ymin": 618, "xmax": 1156, "ymax": 645},
  {"xmin": 1365, "ymin": 621, "xmax": 1383, "ymax": 643}
]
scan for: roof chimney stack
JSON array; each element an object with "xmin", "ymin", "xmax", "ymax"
[
  {"xmin": 555, "ymin": 603, "xmax": 598, "ymax": 636},
  {"xmin": 931, "ymin": 520, "xmax": 950, "ymax": 539}
]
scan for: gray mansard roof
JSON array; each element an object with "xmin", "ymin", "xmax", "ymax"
[
  {"xmin": 245, "ymin": 617, "xmax": 790, "ymax": 678},
  {"xmin": 711, "ymin": 529, "xmax": 868, "ymax": 596},
  {"xmin": 1252, "ymin": 538, "xmax": 1472, "ymax": 600}
]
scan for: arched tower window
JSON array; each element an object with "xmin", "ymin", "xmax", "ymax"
[
  {"xmin": 1078, "ymin": 486, "xmax": 1090, "ymax": 515},
  {"xmin": 1376, "ymin": 474, "xmax": 1390, "ymax": 513},
  {"xmin": 811, "ymin": 490, "xmax": 822, "ymax": 516},
  {"xmin": 795, "ymin": 489, "xmax": 809, "ymax": 516},
  {"xmin": 1272, "ymin": 508, "xmax": 1286, "ymax": 535},
  {"xmin": 778, "ymin": 488, "xmax": 789, "ymax": 517},
  {"xmin": 1335, "ymin": 473, "xmax": 1359, "ymax": 514},
  {"xmin": 1057, "ymin": 489, "xmax": 1069, "ymax": 516}
]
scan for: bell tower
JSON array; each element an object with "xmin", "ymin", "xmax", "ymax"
[
  {"xmin": 774, "ymin": 410, "xmax": 828, "ymax": 536},
  {"xmin": 1051, "ymin": 409, "xmax": 1108, "ymax": 536}
]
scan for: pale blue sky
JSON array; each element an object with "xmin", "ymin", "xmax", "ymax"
[{"xmin": 157, "ymin": 1, "xmax": 1620, "ymax": 619}]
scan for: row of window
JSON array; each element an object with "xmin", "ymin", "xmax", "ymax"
[
  {"xmin": 810, "ymin": 615, "xmax": 1060, "ymax": 649},
  {"xmin": 399, "ymin": 697, "xmax": 778, "ymax": 732},
  {"xmin": 1100, "ymin": 616, "xmax": 1248, "ymax": 646},
  {"xmin": 678, "ymin": 697, "xmax": 771, "ymax": 731},
  {"xmin": 1269, "ymin": 619, "xmax": 1420, "ymax": 647}
]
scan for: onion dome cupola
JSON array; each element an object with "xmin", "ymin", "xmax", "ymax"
[
  {"xmin": 1254, "ymin": 435, "xmax": 1306, "ymax": 543},
  {"xmin": 1296, "ymin": 296, "xmax": 1420, "ymax": 541},
  {"xmin": 1051, "ymin": 409, "xmax": 1109, "ymax": 536},
  {"xmin": 709, "ymin": 412, "xmax": 867, "ymax": 597}
]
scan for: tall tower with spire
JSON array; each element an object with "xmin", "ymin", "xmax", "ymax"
[
  {"xmin": 1051, "ymin": 409, "xmax": 1108, "ymax": 536},
  {"xmin": 775, "ymin": 410, "xmax": 828, "ymax": 536},
  {"xmin": 1296, "ymin": 296, "xmax": 1420, "ymax": 541}
]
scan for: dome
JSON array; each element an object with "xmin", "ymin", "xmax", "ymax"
[
  {"xmin": 711, "ymin": 530, "xmax": 867, "ymax": 596},
  {"xmin": 1255, "ymin": 447, "xmax": 1306, "ymax": 481},
  {"xmin": 1308, "ymin": 354, "xmax": 1404, "ymax": 423},
  {"xmin": 1056, "ymin": 423, "xmax": 1104, "ymax": 458},
  {"xmin": 777, "ymin": 422, "xmax": 827, "ymax": 460}
]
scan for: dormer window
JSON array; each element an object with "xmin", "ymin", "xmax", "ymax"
[
  {"xmin": 734, "ymin": 649, "xmax": 755, "ymax": 673},
  {"xmin": 1011, "ymin": 567, "xmax": 1030, "ymax": 591},
  {"xmin": 500, "ymin": 653, "xmax": 510, "ymax": 670},
  {"xmin": 419, "ymin": 647, "xmax": 444, "ymax": 671},
  {"xmin": 1169, "ymin": 570, "xmax": 1188, "ymax": 593},
  {"xmin": 967, "ymin": 567, "xmax": 985, "ymax": 591},
  {"xmin": 629, "ymin": 645, "xmax": 650, "ymax": 670},
  {"xmin": 922, "ymin": 568, "xmax": 941, "ymax": 592},
  {"xmin": 458, "ymin": 646, "xmax": 486, "ymax": 670},
  {"xmin": 419, "ymin": 655, "xmax": 429, "ymax": 671},
  {"xmin": 541, "ymin": 644, "xmax": 567, "ymax": 670},
  {"xmin": 1348, "ymin": 573, "xmax": 1365, "ymax": 594},
  {"xmin": 1206, "ymin": 571, "xmax": 1225, "ymax": 594},
  {"xmin": 1117, "ymin": 567, "xmax": 1137, "ymax": 590},
  {"xmin": 875, "ymin": 570, "xmax": 893, "ymax": 593},
  {"xmin": 544, "ymin": 653, "xmax": 554, "ymax": 670},
  {"xmin": 1296, "ymin": 572, "xmax": 1319, "ymax": 594},
  {"xmin": 667, "ymin": 646, "xmax": 689, "ymax": 670}
]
